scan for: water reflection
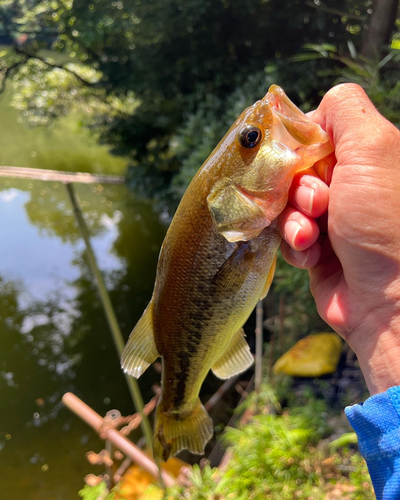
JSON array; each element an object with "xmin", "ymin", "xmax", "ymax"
[
  {"xmin": 0, "ymin": 80, "xmax": 169, "ymax": 498},
  {"xmin": 0, "ymin": 180, "xmax": 166, "ymax": 499}
]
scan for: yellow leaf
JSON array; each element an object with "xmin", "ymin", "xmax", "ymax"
[
  {"xmin": 116, "ymin": 457, "xmax": 188, "ymax": 500},
  {"xmin": 273, "ymin": 333, "xmax": 342, "ymax": 377}
]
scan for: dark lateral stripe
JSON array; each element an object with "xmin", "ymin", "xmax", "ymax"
[{"xmin": 173, "ymin": 350, "xmax": 192, "ymax": 408}]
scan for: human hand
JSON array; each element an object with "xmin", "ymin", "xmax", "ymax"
[{"xmin": 278, "ymin": 84, "xmax": 400, "ymax": 395}]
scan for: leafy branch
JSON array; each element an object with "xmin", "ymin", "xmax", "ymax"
[
  {"xmin": 305, "ymin": 1, "xmax": 367, "ymax": 21},
  {"xmin": 0, "ymin": 2, "xmax": 100, "ymax": 93},
  {"xmin": 0, "ymin": 56, "xmax": 28, "ymax": 93},
  {"xmin": 291, "ymin": 42, "xmax": 400, "ymax": 126},
  {"xmin": 13, "ymin": 48, "xmax": 100, "ymax": 87}
]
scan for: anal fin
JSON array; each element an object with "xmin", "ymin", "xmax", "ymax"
[
  {"xmin": 121, "ymin": 301, "xmax": 159, "ymax": 378},
  {"xmin": 211, "ymin": 328, "xmax": 253, "ymax": 380}
]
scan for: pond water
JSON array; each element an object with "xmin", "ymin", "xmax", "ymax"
[{"xmin": 0, "ymin": 87, "xmax": 167, "ymax": 499}]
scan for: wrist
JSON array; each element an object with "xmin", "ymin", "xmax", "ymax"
[{"xmin": 349, "ymin": 307, "xmax": 400, "ymax": 396}]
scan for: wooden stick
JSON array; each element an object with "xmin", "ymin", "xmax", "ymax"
[
  {"xmin": 0, "ymin": 165, "xmax": 124, "ymax": 184},
  {"xmin": 62, "ymin": 392, "xmax": 175, "ymax": 488},
  {"xmin": 114, "ymin": 457, "xmax": 133, "ymax": 483}
]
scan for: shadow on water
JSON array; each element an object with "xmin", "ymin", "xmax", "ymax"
[{"xmin": 0, "ymin": 85, "xmax": 167, "ymax": 499}]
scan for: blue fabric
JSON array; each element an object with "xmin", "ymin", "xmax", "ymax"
[{"xmin": 345, "ymin": 387, "xmax": 400, "ymax": 499}]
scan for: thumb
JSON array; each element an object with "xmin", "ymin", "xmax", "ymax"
[{"xmin": 311, "ymin": 83, "xmax": 397, "ymax": 163}]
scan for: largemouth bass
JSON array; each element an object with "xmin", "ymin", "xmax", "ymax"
[{"xmin": 122, "ymin": 85, "xmax": 332, "ymax": 461}]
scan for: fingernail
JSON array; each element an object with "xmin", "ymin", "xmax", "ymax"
[
  {"xmin": 296, "ymin": 185, "xmax": 314, "ymax": 215},
  {"xmin": 284, "ymin": 220, "xmax": 302, "ymax": 248},
  {"xmin": 291, "ymin": 248, "xmax": 310, "ymax": 268}
]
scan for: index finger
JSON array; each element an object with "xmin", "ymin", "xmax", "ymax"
[{"xmin": 288, "ymin": 167, "xmax": 329, "ymax": 218}]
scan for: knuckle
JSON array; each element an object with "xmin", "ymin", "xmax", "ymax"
[
  {"xmin": 323, "ymin": 83, "xmax": 366, "ymax": 105},
  {"xmin": 385, "ymin": 122, "xmax": 400, "ymax": 151}
]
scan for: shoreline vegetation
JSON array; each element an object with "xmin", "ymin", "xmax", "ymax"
[{"xmin": 76, "ymin": 375, "xmax": 374, "ymax": 500}]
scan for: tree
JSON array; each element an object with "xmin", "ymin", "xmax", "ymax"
[
  {"xmin": 361, "ymin": 0, "xmax": 399, "ymax": 59},
  {"xmin": 1, "ymin": 0, "xmax": 397, "ymax": 208}
]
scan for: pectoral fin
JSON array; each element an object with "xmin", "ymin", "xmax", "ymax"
[
  {"xmin": 260, "ymin": 253, "xmax": 277, "ymax": 300},
  {"xmin": 121, "ymin": 301, "xmax": 159, "ymax": 378},
  {"xmin": 212, "ymin": 328, "xmax": 254, "ymax": 379},
  {"xmin": 207, "ymin": 177, "xmax": 269, "ymax": 242},
  {"xmin": 212, "ymin": 242, "xmax": 256, "ymax": 292}
]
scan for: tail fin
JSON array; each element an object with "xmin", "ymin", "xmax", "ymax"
[{"xmin": 153, "ymin": 399, "xmax": 213, "ymax": 462}]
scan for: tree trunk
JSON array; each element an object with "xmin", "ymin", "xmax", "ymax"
[{"xmin": 361, "ymin": 0, "xmax": 399, "ymax": 60}]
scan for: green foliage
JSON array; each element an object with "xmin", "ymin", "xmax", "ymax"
[
  {"xmin": 10, "ymin": 57, "xmax": 103, "ymax": 126},
  {"xmin": 348, "ymin": 452, "xmax": 374, "ymax": 500},
  {"xmin": 78, "ymin": 481, "xmax": 122, "ymax": 500},
  {"xmin": 78, "ymin": 482, "xmax": 109, "ymax": 500},
  {"xmin": 1, "ymin": 1, "xmax": 398, "ymax": 213},
  {"xmin": 181, "ymin": 464, "xmax": 221, "ymax": 500},
  {"xmin": 273, "ymin": 253, "xmax": 326, "ymax": 340},
  {"xmin": 296, "ymin": 43, "xmax": 400, "ymax": 126},
  {"xmin": 145, "ymin": 387, "xmax": 374, "ymax": 500},
  {"xmin": 215, "ymin": 393, "xmax": 329, "ymax": 499},
  {"xmin": 329, "ymin": 432, "xmax": 358, "ymax": 450},
  {"xmin": 167, "ymin": 69, "xmax": 279, "ymax": 203},
  {"xmin": 0, "ymin": 0, "xmax": 375, "ymax": 208}
]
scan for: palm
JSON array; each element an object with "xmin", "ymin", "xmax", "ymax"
[{"xmin": 311, "ymin": 148, "xmax": 400, "ymax": 341}]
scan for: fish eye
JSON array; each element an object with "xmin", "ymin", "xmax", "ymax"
[{"xmin": 239, "ymin": 125, "xmax": 262, "ymax": 148}]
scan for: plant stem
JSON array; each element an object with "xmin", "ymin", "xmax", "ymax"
[
  {"xmin": 279, "ymin": 295, "xmax": 285, "ymax": 356},
  {"xmin": 65, "ymin": 182, "xmax": 154, "ymax": 456},
  {"xmin": 255, "ymin": 299, "xmax": 264, "ymax": 392}
]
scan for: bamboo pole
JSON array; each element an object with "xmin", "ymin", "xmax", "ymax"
[
  {"xmin": 62, "ymin": 393, "xmax": 175, "ymax": 488},
  {"xmin": 65, "ymin": 183, "xmax": 154, "ymax": 456},
  {"xmin": 254, "ymin": 299, "xmax": 264, "ymax": 392},
  {"xmin": 0, "ymin": 165, "xmax": 124, "ymax": 184},
  {"xmin": 213, "ymin": 375, "xmax": 255, "ymax": 470},
  {"xmin": 204, "ymin": 374, "xmax": 240, "ymax": 412},
  {"xmin": 279, "ymin": 295, "xmax": 285, "ymax": 356}
]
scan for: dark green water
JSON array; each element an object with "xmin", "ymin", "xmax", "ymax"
[{"xmin": 0, "ymin": 86, "xmax": 166, "ymax": 498}]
